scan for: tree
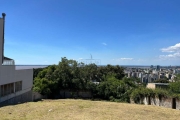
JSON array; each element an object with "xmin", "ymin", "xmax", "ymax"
[
  {"xmin": 33, "ymin": 57, "xmax": 128, "ymax": 100},
  {"xmin": 169, "ymin": 81, "xmax": 180, "ymax": 94},
  {"xmin": 174, "ymin": 74, "xmax": 180, "ymax": 82}
]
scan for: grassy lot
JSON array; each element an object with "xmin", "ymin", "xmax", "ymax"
[{"xmin": 0, "ymin": 99, "xmax": 180, "ymax": 120}]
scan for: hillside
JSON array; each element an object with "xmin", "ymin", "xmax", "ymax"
[{"xmin": 0, "ymin": 99, "xmax": 180, "ymax": 120}]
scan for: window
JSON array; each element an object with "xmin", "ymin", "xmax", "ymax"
[
  {"xmin": 1, "ymin": 85, "xmax": 4, "ymax": 97},
  {"xmin": 0, "ymin": 81, "xmax": 21, "ymax": 97},
  {"xmin": 10, "ymin": 83, "xmax": 14, "ymax": 93},
  {"xmin": 0, "ymin": 82, "xmax": 15, "ymax": 97},
  {"xmin": 4, "ymin": 84, "xmax": 7, "ymax": 96},
  {"xmin": 15, "ymin": 81, "xmax": 22, "ymax": 92}
]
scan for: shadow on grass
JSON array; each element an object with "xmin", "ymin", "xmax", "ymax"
[{"xmin": 0, "ymin": 99, "xmax": 44, "ymax": 108}]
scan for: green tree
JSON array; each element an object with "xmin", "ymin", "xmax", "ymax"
[{"xmin": 169, "ymin": 81, "xmax": 180, "ymax": 94}]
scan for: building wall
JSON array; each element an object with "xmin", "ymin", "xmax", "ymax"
[
  {"xmin": 0, "ymin": 66, "xmax": 15, "ymax": 85},
  {"xmin": 0, "ymin": 66, "xmax": 33, "ymax": 103},
  {"xmin": 0, "ymin": 87, "xmax": 31, "ymax": 102},
  {"xmin": 146, "ymin": 83, "xmax": 155, "ymax": 89},
  {"xmin": 15, "ymin": 69, "xmax": 33, "ymax": 90},
  {"xmin": 0, "ymin": 14, "xmax": 34, "ymax": 104},
  {"xmin": 0, "ymin": 90, "xmax": 32, "ymax": 106}
]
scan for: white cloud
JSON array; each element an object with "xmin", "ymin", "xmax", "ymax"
[
  {"xmin": 102, "ymin": 43, "xmax": 107, "ymax": 46},
  {"xmin": 161, "ymin": 43, "xmax": 180, "ymax": 52},
  {"xmin": 159, "ymin": 43, "xmax": 180, "ymax": 60},
  {"xmin": 159, "ymin": 52, "xmax": 180, "ymax": 59},
  {"xmin": 113, "ymin": 58, "xmax": 134, "ymax": 61},
  {"xmin": 120, "ymin": 58, "xmax": 134, "ymax": 60}
]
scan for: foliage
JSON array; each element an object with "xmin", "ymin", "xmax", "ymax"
[
  {"xmin": 33, "ymin": 68, "xmax": 45, "ymax": 79},
  {"xmin": 154, "ymin": 78, "xmax": 169, "ymax": 83},
  {"xmin": 169, "ymin": 81, "xmax": 180, "ymax": 94},
  {"xmin": 174, "ymin": 74, "xmax": 180, "ymax": 81},
  {"xmin": 33, "ymin": 57, "xmax": 180, "ymax": 103},
  {"xmin": 131, "ymin": 87, "xmax": 170, "ymax": 103},
  {"xmin": 33, "ymin": 58, "xmax": 125, "ymax": 98}
]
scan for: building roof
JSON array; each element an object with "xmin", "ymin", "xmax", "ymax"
[{"xmin": 4, "ymin": 57, "xmax": 13, "ymax": 60}]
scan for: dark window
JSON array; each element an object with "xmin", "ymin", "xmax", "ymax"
[
  {"xmin": 10, "ymin": 83, "xmax": 14, "ymax": 93},
  {"xmin": 0, "ymin": 82, "xmax": 15, "ymax": 97},
  {"xmin": 4, "ymin": 84, "xmax": 7, "ymax": 96},
  {"xmin": 1, "ymin": 85, "xmax": 4, "ymax": 97},
  {"xmin": 15, "ymin": 81, "xmax": 22, "ymax": 92}
]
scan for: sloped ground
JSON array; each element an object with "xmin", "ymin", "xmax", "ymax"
[{"xmin": 0, "ymin": 99, "xmax": 180, "ymax": 120}]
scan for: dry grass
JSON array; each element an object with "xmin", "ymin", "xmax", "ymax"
[{"xmin": 0, "ymin": 99, "xmax": 180, "ymax": 120}]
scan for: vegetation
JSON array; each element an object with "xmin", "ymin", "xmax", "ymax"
[
  {"xmin": 174, "ymin": 74, "xmax": 180, "ymax": 82},
  {"xmin": 131, "ymin": 87, "xmax": 170, "ymax": 103},
  {"xmin": 131, "ymin": 75, "xmax": 180, "ymax": 102},
  {"xmin": 33, "ymin": 57, "xmax": 180, "ymax": 103},
  {"xmin": 0, "ymin": 99, "xmax": 180, "ymax": 120},
  {"xmin": 33, "ymin": 57, "xmax": 139, "ymax": 102},
  {"xmin": 154, "ymin": 78, "xmax": 169, "ymax": 83}
]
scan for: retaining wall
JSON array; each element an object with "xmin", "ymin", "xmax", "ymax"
[
  {"xmin": 0, "ymin": 90, "xmax": 32, "ymax": 107},
  {"xmin": 133, "ymin": 96, "xmax": 180, "ymax": 110}
]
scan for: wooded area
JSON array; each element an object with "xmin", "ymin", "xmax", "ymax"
[{"xmin": 33, "ymin": 57, "xmax": 180, "ymax": 103}]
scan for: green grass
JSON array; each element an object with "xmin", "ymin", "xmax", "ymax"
[{"xmin": 0, "ymin": 99, "xmax": 180, "ymax": 120}]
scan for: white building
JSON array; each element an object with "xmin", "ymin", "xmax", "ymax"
[{"xmin": 0, "ymin": 13, "xmax": 33, "ymax": 105}]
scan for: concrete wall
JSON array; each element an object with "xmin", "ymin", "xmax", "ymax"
[
  {"xmin": 176, "ymin": 99, "xmax": 180, "ymax": 110},
  {"xmin": 0, "ymin": 87, "xmax": 31, "ymax": 102},
  {"xmin": 15, "ymin": 69, "xmax": 33, "ymax": 90},
  {"xmin": 33, "ymin": 92, "xmax": 46, "ymax": 101},
  {"xmin": 160, "ymin": 97, "xmax": 172, "ymax": 108},
  {"xmin": 0, "ymin": 67, "xmax": 33, "ymax": 103},
  {"xmin": 140, "ymin": 97, "xmax": 180, "ymax": 110},
  {"xmin": 60, "ymin": 90, "xmax": 92, "ymax": 99},
  {"xmin": 0, "ymin": 90, "xmax": 32, "ymax": 106},
  {"xmin": 150, "ymin": 97, "xmax": 160, "ymax": 106},
  {"xmin": 0, "ymin": 66, "xmax": 15, "ymax": 85}
]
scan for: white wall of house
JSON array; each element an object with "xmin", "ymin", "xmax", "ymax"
[
  {"xmin": 15, "ymin": 69, "xmax": 33, "ymax": 90},
  {"xmin": 0, "ymin": 14, "xmax": 33, "ymax": 104},
  {"xmin": 0, "ymin": 66, "xmax": 15, "ymax": 85}
]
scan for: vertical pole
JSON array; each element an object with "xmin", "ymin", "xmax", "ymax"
[{"xmin": 2, "ymin": 13, "xmax": 6, "ymax": 64}]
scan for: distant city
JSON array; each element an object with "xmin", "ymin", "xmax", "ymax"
[
  {"xmin": 124, "ymin": 65, "xmax": 180, "ymax": 83},
  {"xmin": 15, "ymin": 65, "xmax": 180, "ymax": 84},
  {"xmin": 15, "ymin": 65, "xmax": 180, "ymax": 69}
]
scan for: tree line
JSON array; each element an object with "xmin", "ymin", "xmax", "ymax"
[{"xmin": 33, "ymin": 57, "xmax": 180, "ymax": 103}]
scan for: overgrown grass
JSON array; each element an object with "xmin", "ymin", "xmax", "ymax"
[{"xmin": 0, "ymin": 99, "xmax": 180, "ymax": 120}]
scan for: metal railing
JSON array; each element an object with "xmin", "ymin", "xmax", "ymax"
[{"xmin": 2, "ymin": 60, "xmax": 15, "ymax": 65}]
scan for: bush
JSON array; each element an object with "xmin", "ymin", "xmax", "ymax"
[{"xmin": 131, "ymin": 87, "xmax": 170, "ymax": 104}]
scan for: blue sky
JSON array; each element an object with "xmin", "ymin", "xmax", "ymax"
[{"xmin": 1, "ymin": 0, "xmax": 180, "ymax": 65}]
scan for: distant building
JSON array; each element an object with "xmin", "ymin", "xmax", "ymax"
[
  {"xmin": 0, "ymin": 13, "xmax": 33, "ymax": 105},
  {"xmin": 150, "ymin": 65, "xmax": 153, "ymax": 69},
  {"xmin": 147, "ymin": 83, "xmax": 169, "ymax": 89},
  {"xmin": 157, "ymin": 65, "xmax": 160, "ymax": 71}
]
